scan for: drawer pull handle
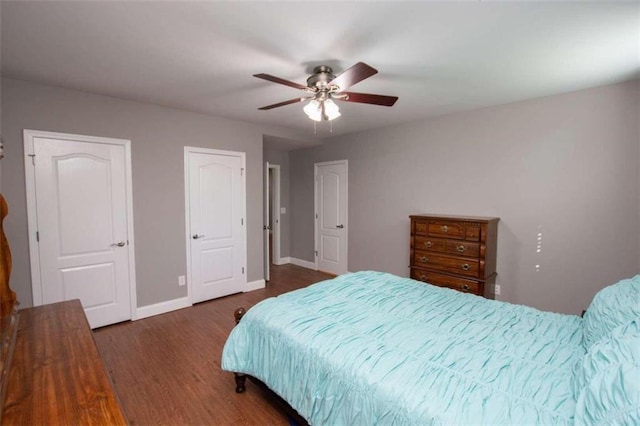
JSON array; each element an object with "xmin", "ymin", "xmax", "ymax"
[
  {"xmin": 461, "ymin": 263, "xmax": 470, "ymax": 271},
  {"xmin": 424, "ymin": 241, "xmax": 432, "ymax": 248},
  {"xmin": 461, "ymin": 284, "xmax": 470, "ymax": 291},
  {"xmin": 419, "ymin": 274, "xmax": 427, "ymax": 281},
  {"xmin": 456, "ymin": 245, "xmax": 466, "ymax": 252},
  {"xmin": 420, "ymin": 256, "xmax": 429, "ymax": 263},
  {"xmin": 441, "ymin": 225, "xmax": 448, "ymax": 233}
]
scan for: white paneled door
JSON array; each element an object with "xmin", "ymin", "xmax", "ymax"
[
  {"xmin": 315, "ymin": 160, "xmax": 348, "ymax": 275},
  {"xmin": 24, "ymin": 131, "xmax": 135, "ymax": 329},
  {"xmin": 186, "ymin": 148, "xmax": 245, "ymax": 303}
]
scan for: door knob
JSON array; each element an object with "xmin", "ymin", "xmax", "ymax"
[
  {"xmin": 111, "ymin": 241, "xmax": 126, "ymax": 247},
  {"xmin": 336, "ymin": 224, "xmax": 344, "ymax": 229},
  {"xmin": 192, "ymin": 234, "xmax": 205, "ymax": 239}
]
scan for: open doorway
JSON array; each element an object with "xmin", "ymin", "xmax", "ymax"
[{"xmin": 264, "ymin": 163, "xmax": 281, "ymax": 281}]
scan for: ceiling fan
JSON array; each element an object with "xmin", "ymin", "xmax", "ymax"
[{"xmin": 254, "ymin": 62, "xmax": 398, "ymax": 122}]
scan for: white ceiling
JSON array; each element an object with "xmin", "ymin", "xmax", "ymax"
[{"xmin": 2, "ymin": 1, "xmax": 639, "ymax": 141}]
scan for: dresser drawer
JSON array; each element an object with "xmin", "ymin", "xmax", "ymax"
[
  {"xmin": 465, "ymin": 224, "xmax": 481, "ymax": 241},
  {"xmin": 414, "ymin": 236, "xmax": 446, "ymax": 252},
  {"xmin": 428, "ymin": 221, "xmax": 465, "ymax": 239},
  {"xmin": 411, "ymin": 269, "xmax": 480, "ymax": 294},
  {"xmin": 446, "ymin": 240, "xmax": 479, "ymax": 258},
  {"xmin": 414, "ymin": 221, "xmax": 429, "ymax": 235},
  {"xmin": 413, "ymin": 251, "xmax": 480, "ymax": 277}
]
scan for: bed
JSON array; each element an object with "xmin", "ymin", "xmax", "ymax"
[{"xmin": 222, "ymin": 271, "xmax": 640, "ymax": 425}]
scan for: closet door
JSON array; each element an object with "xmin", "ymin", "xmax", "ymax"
[
  {"xmin": 25, "ymin": 130, "xmax": 135, "ymax": 328},
  {"xmin": 186, "ymin": 148, "xmax": 246, "ymax": 303},
  {"xmin": 315, "ymin": 160, "xmax": 348, "ymax": 275}
]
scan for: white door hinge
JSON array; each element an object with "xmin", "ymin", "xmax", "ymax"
[
  {"xmin": 242, "ymin": 267, "xmax": 245, "ymax": 274},
  {"xmin": 28, "ymin": 154, "xmax": 36, "ymax": 165}
]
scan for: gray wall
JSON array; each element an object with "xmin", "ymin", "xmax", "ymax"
[
  {"xmin": 264, "ymin": 147, "xmax": 290, "ymax": 259},
  {"xmin": 1, "ymin": 77, "xmax": 310, "ymax": 308},
  {"xmin": 290, "ymin": 79, "xmax": 640, "ymax": 315}
]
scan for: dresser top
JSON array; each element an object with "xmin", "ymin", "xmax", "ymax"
[
  {"xmin": 3, "ymin": 299, "xmax": 127, "ymax": 424},
  {"xmin": 410, "ymin": 214, "xmax": 499, "ymax": 223}
]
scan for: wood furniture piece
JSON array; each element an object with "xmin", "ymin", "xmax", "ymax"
[
  {"xmin": 0, "ymin": 194, "xmax": 18, "ymax": 423},
  {"xmin": 409, "ymin": 214, "xmax": 499, "ymax": 298},
  {"xmin": 1, "ymin": 299, "xmax": 127, "ymax": 425},
  {"xmin": 0, "ymin": 195, "xmax": 16, "ymax": 325}
]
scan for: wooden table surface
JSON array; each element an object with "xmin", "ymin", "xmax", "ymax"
[{"xmin": 1, "ymin": 299, "xmax": 127, "ymax": 425}]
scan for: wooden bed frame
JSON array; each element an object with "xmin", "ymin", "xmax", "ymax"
[
  {"xmin": 0, "ymin": 194, "xmax": 20, "ymax": 421},
  {"xmin": 233, "ymin": 307, "xmax": 248, "ymax": 393}
]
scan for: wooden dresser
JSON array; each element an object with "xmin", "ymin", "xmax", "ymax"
[
  {"xmin": 1, "ymin": 300, "xmax": 126, "ymax": 425},
  {"xmin": 409, "ymin": 214, "xmax": 499, "ymax": 298}
]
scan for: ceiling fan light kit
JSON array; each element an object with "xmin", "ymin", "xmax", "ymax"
[
  {"xmin": 303, "ymin": 99, "xmax": 341, "ymax": 122},
  {"xmin": 254, "ymin": 62, "xmax": 398, "ymax": 123}
]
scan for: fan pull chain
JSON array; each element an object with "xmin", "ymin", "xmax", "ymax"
[{"xmin": 313, "ymin": 121, "xmax": 317, "ymax": 134}]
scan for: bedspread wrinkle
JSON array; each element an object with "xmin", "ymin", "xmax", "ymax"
[{"xmin": 222, "ymin": 271, "xmax": 583, "ymax": 425}]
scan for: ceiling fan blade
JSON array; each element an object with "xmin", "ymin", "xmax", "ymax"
[
  {"xmin": 258, "ymin": 97, "xmax": 310, "ymax": 110},
  {"xmin": 339, "ymin": 92, "xmax": 398, "ymax": 107},
  {"xmin": 254, "ymin": 73, "xmax": 309, "ymax": 91},
  {"xmin": 329, "ymin": 62, "xmax": 378, "ymax": 90}
]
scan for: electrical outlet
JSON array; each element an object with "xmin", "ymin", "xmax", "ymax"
[
  {"xmin": 178, "ymin": 275, "xmax": 186, "ymax": 286},
  {"xmin": 494, "ymin": 284, "xmax": 501, "ymax": 296}
]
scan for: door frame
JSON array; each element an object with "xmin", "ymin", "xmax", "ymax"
[
  {"xmin": 263, "ymin": 161, "xmax": 270, "ymax": 281},
  {"xmin": 183, "ymin": 146, "xmax": 247, "ymax": 304},
  {"xmin": 269, "ymin": 164, "xmax": 282, "ymax": 265},
  {"xmin": 263, "ymin": 162, "xmax": 283, "ymax": 280},
  {"xmin": 23, "ymin": 129, "xmax": 138, "ymax": 319},
  {"xmin": 314, "ymin": 159, "xmax": 348, "ymax": 273}
]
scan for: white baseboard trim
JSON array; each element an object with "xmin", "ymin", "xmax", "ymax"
[
  {"xmin": 289, "ymin": 257, "xmax": 317, "ymax": 270},
  {"xmin": 245, "ymin": 279, "xmax": 266, "ymax": 292},
  {"xmin": 135, "ymin": 296, "xmax": 191, "ymax": 321},
  {"xmin": 273, "ymin": 257, "xmax": 287, "ymax": 266}
]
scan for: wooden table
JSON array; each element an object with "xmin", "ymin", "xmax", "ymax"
[{"xmin": 1, "ymin": 300, "xmax": 127, "ymax": 425}]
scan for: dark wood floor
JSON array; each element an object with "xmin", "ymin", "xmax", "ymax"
[{"xmin": 93, "ymin": 264, "xmax": 332, "ymax": 425}]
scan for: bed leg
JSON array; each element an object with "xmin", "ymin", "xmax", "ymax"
[
  {"xmin": 234, "ymin": 307, "xmax": 246, "ymax": 325},
  {"xmin": 232, "ymin": 308, "xmax": 247, "ymax": 393},
  {"xmin": 234, "ymin": 373, "xmax": 247, "ymax": 393}
]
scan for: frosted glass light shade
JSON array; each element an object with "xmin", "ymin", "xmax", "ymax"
[
  {"xmin": 323, "ymin": 99, "xmax": 341, "ymax": 120},
  {"xmin": 303, "ymin": 99, "xmax": 341, "ymax": 121},
  {"xmin": 303, "ymin": 100, "xmax": 322, "ymax": 122}
]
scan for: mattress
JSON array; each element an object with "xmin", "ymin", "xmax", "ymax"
[{"xmin": 222, "ymin": 271, "xmax": 584, "ymax": 425}]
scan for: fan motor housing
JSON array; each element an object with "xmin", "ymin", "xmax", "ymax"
[{"xmin": 307, "ymin": 65, "xmax": 336, "ymax": 89}]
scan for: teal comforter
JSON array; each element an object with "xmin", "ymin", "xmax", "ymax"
[{"xmin": 222, "ymin": 271, "xmax": 584, "ymax": 425}]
